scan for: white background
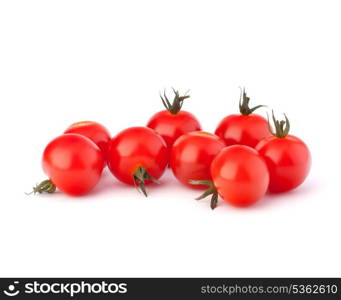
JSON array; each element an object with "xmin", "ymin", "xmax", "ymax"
[{"xmin": 0, "ymin": 0, "xmax": 340, "ymax": 277}]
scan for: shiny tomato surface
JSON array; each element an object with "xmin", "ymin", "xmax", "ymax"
[
  {"xmin": 170, "ymin": 131, "xmax": 226, "ymax": 187},
  {"xmin": 256, "ymin": 135, "xmax": 311, "ymax": 193},
  {"xmin": 42, "ymin": 134, "xmax": 105, "ymax": 196},
  {"xmin": 64, "ymin": 121, "xmax": 111, "ymax": 160},
  {"xmin": 215, "ymin": 114, "xmax": 270, "ymax": 148},
  {"xmin": 147, "ymin": 110, "xmax": 201, "ymax": 149},
  {"xmin": 107, "ymin": 127, "xmax": 168, "ymax": 185},
  {"xmin": 211, "ymin": 145, "xmax": 269, "ymax": 207}
]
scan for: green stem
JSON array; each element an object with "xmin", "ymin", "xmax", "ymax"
[
  {"xmin": 267, "ymin": 110, "xmax": 290, "ymax": 138},
  {"xmin": 160, "ymin": 88, "xmax": 190, "ymax": 114},
  {"xmin": 239, "ymin": 87, "xmax": 266, "ymax": 116},
  {"xmin": 189, "ymin": 180, "xmax": 219, "ymax": 209},
  {"xmin": 27, "ymin": 179, "xmax": 56, "ymax": 195},
  {"xmin": 133, "ymin": 166, "xmax": 160, "ymax": 197}
]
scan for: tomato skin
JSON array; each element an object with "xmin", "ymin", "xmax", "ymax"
[
  {"xmin": 64, "ymin": 121, "xmax": 111, "ymax": 160},
  {"xmin": 211, "ymin": 145, "xmax": 269, "ymax": 207},
  {"xmin": 215, "ymin": 114, "xmax": 270, "ymax": 148},
  {"xmin": 170, "ymin": 131, "xmax": 226, "ymax": 188},
  {"xmin": 256, "ymin": 135, "xmax": 311, "ymax": 193},
  {"xmin": 107, "ymin": 127, "xmax": 168, "ymax": 185},
  {"xmin": 42, "ymin": 134, "xmax": 105, "ymax": 196},
  {"xmin": 147, "ymin": 110, "xmax": 201, "ymax": 149}
]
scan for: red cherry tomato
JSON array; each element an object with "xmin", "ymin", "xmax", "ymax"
[
  {"xmin": 191, "ymin": 145, "xmax": 269, "ymax": 208},
  {"xmin": 215, "ymin": 89, "xmax": 270, "ymax": 148},
  {"xmin": 64, "ymin": 121, "xmax": 111, "ymax": 160},
  {"xmin": 107, "ymin": 127, "xmax": 168, "ymax": 196},
  {"xmin": 170, "ymin": 131, "xmax": 226, "ymax": 188},
  {"xmin": 211, "ymin": 146, "xmax": 269, "ymax": 207},
  {"xmin": 35, "ymin": 134, "xmax": 105, "ymax": 196},
  {"xmin": 256, "ymin": 112, "xmax": 311, "ymax": 193},
  {"xmin": 147, "ymin": 89, "xmax": 201, "ymax": 149}
]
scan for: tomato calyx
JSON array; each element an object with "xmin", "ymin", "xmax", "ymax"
[
  {"xmin": 27, "ymin": 179, "xmax": 56, "ymax": 195},
  {"xmin": 239, "ymin": 88, "xmax": 265, "ymax": 116},
  {"xmin": 268, "ymin": 110, "xmax": 290, "ymax": 138},
  {"xmin": 160, "ymin": 88, "xmax": 190, "ymax": 115},
  {"xmin": 133, "ymin": 166, "xmax": 160, "ymax": 197},
  {"xmin": 189, "ymin": 180, "xmax": 219, "ymax": 209}
]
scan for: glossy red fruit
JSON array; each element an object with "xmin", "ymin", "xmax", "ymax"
[
  {"xmin": 147, "ymin": 89, "xmax": 201, "ymax": 150},
  {"xmin": 256, "ymin": 112, "xmax": 311, "ymax": 193},
  {"xmin": 107, "ymin": 127, "xmax": 168, "ymax": 196},
  {"xmin": 64, "ymin": 121, "xmax": 111, "ymax": 160},
  {"xmin": 34, "ymin": 134, "xmax": 105, "ymax": 196},
  {"xmin": 170, "ymin": 131, "xmax": 226, "ymax": 188},
  {"xmin": 215, "ymin": 89, "xmax": 270, "ymax": 148},
  {"xmin": 191, "ymin": 145, "xmax": 269, "ymax": 208}
]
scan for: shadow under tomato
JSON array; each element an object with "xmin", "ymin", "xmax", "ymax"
[
  {"xmin": 250, "ymin": 178, "xmax": 318, "ymax": 210},
  {"xmin": 87, "ymin": 169, "xmax": 129, "ymax": 197},
  {"xmin": 88, "ymin": 168, "xmax": 173, "ymax": 198},
  {"xmin": 207, "ymin": 178, "xmax": 318, "ymax": 212}
]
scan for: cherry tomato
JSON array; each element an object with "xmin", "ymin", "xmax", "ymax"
[
  {"xmin": 64, "ymin": 121, "xmax": 111, "ymax": 160},
  {"xmin": 215, "ymin": 89, "xmax": 270, "ymax": 148},
  {"xmin": 33, "ymin": 134, "xmax": 105, "ymax": 196},
  {"xmin": 107, "ymin": 127, "xmax": 168, "ymax": 196},
  {"xmin": 147, "ymin": 89, "xmax": 201, "ymax": 149},
  {"xmin": 191, "ymin": 145, "xmax": 269, "ymax": 208},
  {"xmin": 170, "ymin": 131, "xmax": 226, "ymax": 188},
  {"xmin": 256, "ymin": 112, "xmax": 311, "ymax": 193}
]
